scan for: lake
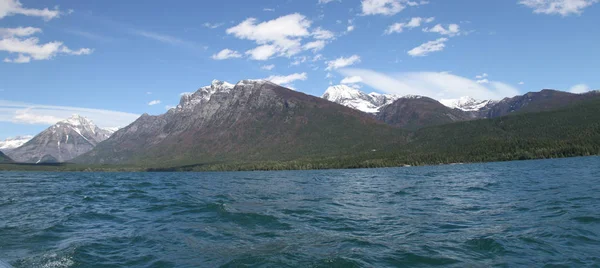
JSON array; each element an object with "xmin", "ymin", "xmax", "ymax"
[{"xmin": 1, "ymin": 157, "xmax": 599, "ymax": 267}]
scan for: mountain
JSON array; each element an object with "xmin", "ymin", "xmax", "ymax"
[
  {"xmin": 75, "ymin": 80, "xmax": 405, "ymax": 167},
  {"xmin": 7, "ymin": 115, "xmax": 113, "ymax": 163},
  {"xmin": 0, "ymin": 135, "xmax": 33, "ymax": 152},
  {"xmin": 376, "ymin": 96, "xmax": 473, "ymax": 129},
  {"xmin": 0, "ymin": 151, "xmax": 13, "ymax": 163},
  {"xmin": 481, "ymin": 89, "xmax": 600, "ymax": 118},
  {"xmin": 322, "ymin": 85, "xmax": 399, "ymax": 113},
  {"xmin": 439, "ymin": 96, "xmax": 495, "ymax": 112}
]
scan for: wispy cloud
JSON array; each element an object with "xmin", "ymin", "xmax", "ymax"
[
  {"xmin": 338, "ymin": 68, "xmax": 520, "ymax": 100},
  {"xmin": 519, "ymin": 0, "xmax": 598, "ymax": 16},
  {"xmin": 0, "ymin": 0, "xmax": 61, "ymax": 20},
  {"xmin": 0, "ymin": 100, "xmax": 139, "ymax": 128}
]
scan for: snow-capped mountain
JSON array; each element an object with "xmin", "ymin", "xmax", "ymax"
[
  {"xmin": 439, "ymin": 97, "xmax": 495, "ymax": 112},
  {"xmin": 6, "ymin": 115, "xmax": 114, "ymax": 163},
  {"xmin": 0, "ymin": 135, "xmax": 33, "ymax": 152},
  {"xmin": 322, "ymin": 85, "xmax": 400, "ymax": 113},
  {"xmin": 177, "ymin": 80, "xmax": 236, "ymax": 111}
]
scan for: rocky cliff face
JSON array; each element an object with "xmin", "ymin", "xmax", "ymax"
[
  {"xmin": 76, "ymin": 80, "xmax": 404, "ymax": 166},
  {"xmin": 7, "ymin": 115, "xmax": 113, "ymax": 163}
]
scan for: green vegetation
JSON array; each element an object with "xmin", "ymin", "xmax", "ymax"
[{"xmin": 2, "ymin": 98, "xmax": 600, "ymax": 172}]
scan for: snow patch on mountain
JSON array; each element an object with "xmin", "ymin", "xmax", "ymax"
[
  {"xmin": 177, "ymin": 80, "xmax": 235, "ymax": 111},
  {"xmin": 0, "ymin": 135, "xmax": 33, "ymax": 151},
  {"xmin": 439, "ymin": 96, "xmax": 495, "ymax": 112},
  {"xmin": 322, "ymin": 85, "xmax": 400, "ymax": 113}
]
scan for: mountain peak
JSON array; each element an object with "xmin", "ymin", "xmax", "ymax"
[
  {"xmin": 322, "ymin": 85, "xmax": 399, "ymax": 114},
  {"xmin": 439, "ymin": 96, "xmax": 494, "ymax": 112},
  {"xmin": 6, "ymin": 114, "xmax": 114, "ymax": 163}
]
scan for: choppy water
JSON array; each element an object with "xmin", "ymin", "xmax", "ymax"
[{"xmin": 1, "ymin": 157, "xmax": 600, "ymax": 267}]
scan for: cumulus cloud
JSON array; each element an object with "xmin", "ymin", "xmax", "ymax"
[
  {"xmin": 211, "ymin": 48, "xmax": 242, "ymax": 60},
  {"xmin": 361, "ymin": 0, "xmax": 429, "ymax": 16},
  {"xmin": 0, "ymin": 0, "xmax": 60, "ymax": 20},
  {"xmin": 265, "ymin": 72, "xmax": 307, "ymax": 88},
  {"xmin": 519, "ymin": 0, "xmax": 598, "ymax": 16},
  {"xmin": 148, "ymin": 100, "xmax": 161, "ymax": 106},
  {"xmin": 0, "ymin": 100, "xmax": 139, "ymax": 128},
  {"xmin": 338, "ymin": 68, "xmax": 520, "ymax": 100},
  {"xmin": 423, "ymin": 24, "xmax": 461, "ymax": 36},
  {"xmin": 385, "ymin": 17, "xmax": 435, "ymax": 34},
  {"xmin": 0, "ymin": 27, "xmax": 93, "ymax": 63},
  {"xmin": 326, "ymin": 55, "xmax": 361, "ymax": 70},
  {"xmin": 407, "ymin": 38, "xmax": 448, "ymax": 57},
  {"xmin": 226, "ymin": 13, "xmax": 335, "ymax": 61},
  {"xmin": 568, "ymin": 83, "xmax": 590, "ymax": 93}
]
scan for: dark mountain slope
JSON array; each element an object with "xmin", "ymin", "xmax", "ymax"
[
  {"xmin": 482, "ymin": 89, "xmax": 600, "ymax": 118},
  {"xmin": 400, "ymin": 97, "xmax": 600, "ymax": 164},
  {"xmin": 0, "ymin": 151, "xmax": 13, "ymax": 163},
  {"xmin": 75, "ymin": 80, "xmax": 407, "ymax": 167},
  {"xmin": 376, "ymin": 96, "xmax": 472, "ymax": 129}
]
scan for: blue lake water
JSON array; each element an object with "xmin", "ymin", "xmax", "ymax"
[{"xmin": 1, "ymin": 157, "xmax": 600, "ymax": 267}]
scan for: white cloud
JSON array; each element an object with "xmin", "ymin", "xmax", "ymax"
[
  {"xmin": 0, "ymin": 100, "xmax": 139, "ymax": 128},
  {"xmin": 303, "ymin": 40, "xmax": 326, "ymax": 52},
  {"xmin": 568, "ymin": 83, "xmax": 590, "ymax": 93},
  {"xmin": 0, "ymin": 27, "xmax": 93, "ymax": 63},
  {"xmin": 341, "ymin": 76, "xmax": 363, "ymax": 84},
  {"xmin": 361, "ymin": 0, "xmax": 428, "ymax": 16},
  {"xmin": 203, "ymin": 22, "xmax": 224, "ymax": 29},
  {"xmin": 131, "ymin": 30, "xmax": 190, "ymax": 46},
  {"xmin": 385, "ymin": 17, "xmax": 434, "ymax": 34},
  {"xmin": 423, "ymin": 24, "xmax": 461, "ymax": 36},
  {"xmin": 318, "ymin": 0, "xmax": 339, "ymax": 4},
  {"xmin": 312, "ymin": 27, "xmax": 335, "ymax": 40},
  {"xmin": 476, "ymin": 79, "xmax": 490, "ymax": 84},
  {"xmin": 211, "ymin": 48, "xmax": 242, "ymax": 60},
  {"xmin": 263, "ymin": 8, "xmax": 275, "ymax": 12},
  {"xmin": 519, "ymin": 0, "xmax": 598, "ymax": 16},
  {"xmin": 475, "ymin": 73, "xmax": 488, "ymax": 79},
  {"xmin": 326, "ymin": 55, "xmax": 361, "ymax": 70},
  {"xmin": 265, "ymin": 72, "xmax": 307, "ymax": 88},
  {"xmin": 0, "ymin": 0, "xmax": 60, "ymax": 20},
  {"xmin": 226, "ymin": 13, "xmax": 311, "ymax": 60},
  {"xmin": 339, "ymin": 68, "xmax": 520, "ymax": 100},
  {"xmin": 165, "ymin": 105, "xmax": 176, "ymax": 110},
  {"xmin": 261, "ymin": 64, "xmax": 275, "ymax": 70},
  {"xmin": 518, "ymin": 81, "xmax": 525, "ymax": 85},
  {"xmin": 148, "ymin": 100, "xmax": 161, "ymax": 106},
  {"xmin": 407, "ymin": 38, "xmax": 448, "ymax": 57},
  {"xmin": 245, "ymin": 44, "xmax": 278, "ymax": 60},
  {"xmin": 226, "ymin": 13, "xmax": 335, "ymax": 61},
  {"xmin": 0, "ymin": 26, "xmax": 41, "ymax": 37}
]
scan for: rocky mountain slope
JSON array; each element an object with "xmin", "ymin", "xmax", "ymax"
[
  {"xmin": 75, "ymin": 80, "xmax": 406, "ymax": 167},
  {"xmin": 7, "ymin": 115, "xmax": 114, "ymax": 163},
  {"xmin": 0, "ymin": 135, "xmax": 33, "ymax": 153}
]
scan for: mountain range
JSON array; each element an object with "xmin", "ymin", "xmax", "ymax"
[{"xmin": 2, "ymin": 79, "xmax": 599, "ymax": 170}]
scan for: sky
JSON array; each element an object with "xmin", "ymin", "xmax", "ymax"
[{"xmin": 1, "ymin": 0, "xmax": 599, "ymax": 139}]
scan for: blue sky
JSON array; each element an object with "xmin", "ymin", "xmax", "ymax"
[{"xmin": 1, "ymin": 0, "xmax": 599, "ymax": 139}]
